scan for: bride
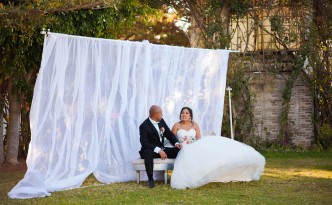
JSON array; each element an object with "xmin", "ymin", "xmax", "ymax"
[{"xmin": 170, "ymin": 107, "xmax": 265, "ymax": 189}]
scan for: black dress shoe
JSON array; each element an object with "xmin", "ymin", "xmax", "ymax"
[{"xmin": 148, "ymin": 179, "xmax": 155, "ymax": 188}]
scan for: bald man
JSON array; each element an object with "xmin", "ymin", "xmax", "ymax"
[{"xmin": 139, "ymin": 105, "xmax": 181, "ymax": 188}]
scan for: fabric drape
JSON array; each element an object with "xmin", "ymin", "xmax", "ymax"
[{"xmin": 8, "ymin": 33, "xmax": 230, "ymax": 199}]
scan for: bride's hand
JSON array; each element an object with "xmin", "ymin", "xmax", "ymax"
[{"xmin": 175, "ymin": 143, "xmax": 182, "ymax": 150}]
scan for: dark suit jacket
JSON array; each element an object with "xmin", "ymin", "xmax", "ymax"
[{"xmin": 139, "ymin": 118, "xmax": 178, "ymax": 155}]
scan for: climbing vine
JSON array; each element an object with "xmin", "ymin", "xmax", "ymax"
[
  {"xmin": 222, "ymin": 53, "xmax": 255, "ymax": 142},
  {"xmin": 278, "ymin": 56, "xmax": 305, "ymax": 146}
]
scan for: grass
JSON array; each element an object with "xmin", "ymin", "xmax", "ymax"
[{"xmin": 1, "ymin": 150, "xmax": 332, "ymax": 204}]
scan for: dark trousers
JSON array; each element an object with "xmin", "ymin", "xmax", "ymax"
[{"xmin": 140, "ymin": 147, "xmax": 180, "ymax": 179}]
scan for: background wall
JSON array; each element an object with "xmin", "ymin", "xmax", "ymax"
[{"xmin": 250, "ymin": 71, "xmax": 313, "ymax": 147}]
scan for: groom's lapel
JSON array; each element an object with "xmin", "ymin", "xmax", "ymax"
[
  {"xmin": 158, "ymin": 122, "xmax": 165, "ymax": 147},
  {"xmin": 147, "ymin": 119, "xmax": 159, "ymax": 138}
]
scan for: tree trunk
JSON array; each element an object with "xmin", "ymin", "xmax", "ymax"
[
  {"xmin": 220, "ymin": 2, "xmax": 230, "ymax": 47},
  {"xmin": 0, "ymin": 107, "xmax": 4, "ymax": 165},
  {"xmin": 0, "ymin": 80, "xmax": 7, "ymax": 166},
  {"xmin": 188, "ymin": 17, "xmax": 204, "ymax": 48},
  {"xmin": 6, "ymin": 80, "xmax": 21, "ymax": 165}
]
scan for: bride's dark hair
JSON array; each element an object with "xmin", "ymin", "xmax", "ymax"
[{"xmin": 179, "ymin": 107, "xmax": 193, "ymax": 122}]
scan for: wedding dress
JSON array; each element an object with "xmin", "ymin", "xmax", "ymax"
[{"xmin": 170, "ymin": 129, "xmax": 265, "ymax": 189}]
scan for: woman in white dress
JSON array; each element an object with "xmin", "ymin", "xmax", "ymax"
[{"xmin": 170, "ymin": 107, "xmax": 265, "ymax": 189}]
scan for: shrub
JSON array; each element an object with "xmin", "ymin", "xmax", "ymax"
[{"xmin": 318, "ymin": 123, "xmax": 332, "ymax": 149}]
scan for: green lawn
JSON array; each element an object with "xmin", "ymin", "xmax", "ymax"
[{"xmin": 1, "ymin": 151, "xmax": 332, "ymax": 204}]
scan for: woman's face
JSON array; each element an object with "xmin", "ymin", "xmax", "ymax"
[{"xmin": 180, "ymin": 108, "xmax": 191, "ymax": 122}]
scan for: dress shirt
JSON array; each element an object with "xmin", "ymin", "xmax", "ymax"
[{"xmin": 149, "ymin": 118, "xmax": 162, "ymax": 154}]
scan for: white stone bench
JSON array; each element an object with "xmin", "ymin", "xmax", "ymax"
[{"xmin": 132, "ymin": 158, "xmax": 175, "ymax": 184}]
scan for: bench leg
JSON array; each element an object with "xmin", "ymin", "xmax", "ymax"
[
  {"xmin": 136, "ymin": 171, "xmax": 140, "ymax": 184},
  {"xmin": 164, "ymin": 170, "xmax": 168, "ymax": 184}
]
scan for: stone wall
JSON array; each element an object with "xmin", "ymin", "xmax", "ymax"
[
  {"xmin": 288, "ymin": 76, "xmax": 314, "ymax": 146},
  {"xmin": 248, "ymin": 68, "xmax": 314, "ymax": 147},
  {"xmin": 226, "ymin": 52, "xmax": 315, "ymax": 147}
]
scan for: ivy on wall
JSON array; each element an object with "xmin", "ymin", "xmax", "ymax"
[{"xmin": 278, "ymin": 56, "xmax": 304, "ymax": 145}]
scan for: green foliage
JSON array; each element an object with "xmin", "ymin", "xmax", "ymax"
[
  {"xmin": 227, "ymin": 0, "xmax": 249, "ymax": 17},
  {"xmin": 0, "ymin": 28, "xmax": 43, "ymax": 94},
  {"xmin": 269, "ymin": 14, "xmax": 299, "ymax": 45},
  {"xmin": 278, "ymin": 56, "xmax": 304, "ymax": 146},
  {"xmin": 139, "ymin": 0, "xmax": 172, "ymax": 8},
  {"xmin": 198, "ymin": 1, "xmax": 231, "ymax": 49},
  {"xmin": 270, "ymin": 15, "xmax": 284, "ymax": 34},
  {"xmin": 318, "ymin": 123, "xmax": 332, "ymax": 149},
  {"xmin": 253, "ymin": 137, "xmax": 300, "ymax": 151},
  {"xmin": 48, "ymin": 0, "xmax": 146, "ymax": 38},
  {"xmin": 0, "ymin": 26, "xmax": 42, "ymax": 158},
  {"xmin": 298, "ymin": 0, "xmax": 332, "ymax": 146},
  {"xmin": 223, "ymin": 53, "xmax": 254, "ymax": 142},
  {"xmin": 207, "ymin": 0, "xmax": 250, "ymax": 17}
]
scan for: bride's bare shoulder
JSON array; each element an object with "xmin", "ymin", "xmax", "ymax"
[
  {"xmin": 191, "ymin": 121, "xmax": 199, "ymax": 128},
  {"xmin": 171, "ymin": 122, "xmax": 181, "ymax": 134},
  {"xmin": 173, "ymin": 122, "xmax": 181, "ymax": 128}
]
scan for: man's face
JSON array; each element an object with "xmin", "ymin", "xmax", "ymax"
[{"xmin": 155, "ymin": 110, "xmax": 163, "ymax": 122}]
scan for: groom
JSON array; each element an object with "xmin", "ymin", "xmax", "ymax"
[{"xmin": 139, "ymin": 105, "xmax": 182, "ymax": 188}]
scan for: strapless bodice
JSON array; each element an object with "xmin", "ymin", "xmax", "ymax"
[{"xmin": 176, "ymin": 129, "xmax": 197, "ymax": 145}]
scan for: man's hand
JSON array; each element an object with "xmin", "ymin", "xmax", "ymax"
[
  {"xmin": 159, "ymin": 150, "xmax": 168, "ymax": 160},
  {"xmin": 175, "ymin": 143, "xmax": 182, "ymax": 150}
]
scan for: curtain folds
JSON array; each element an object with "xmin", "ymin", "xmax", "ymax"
[{"xmin": 8, "ymin": 33, "xmax": 230, "ymax": 199}]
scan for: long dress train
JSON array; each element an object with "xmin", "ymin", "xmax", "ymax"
[{"xmin": 170, "ymin": 129, "xmax": 265, "ymax": 189}]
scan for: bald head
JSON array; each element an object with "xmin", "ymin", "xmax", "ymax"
[
  {"xmin": 149, "ymin": 105, "xmax": 161, "ymax": 116},
  {"xmin": 149, "ymin": 105, "xmax": 163, "ymax": 121}
]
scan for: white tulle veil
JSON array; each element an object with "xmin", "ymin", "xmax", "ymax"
[{"xmin": 8, "ymin": 32, "xmax": 230, "ymax": 198}]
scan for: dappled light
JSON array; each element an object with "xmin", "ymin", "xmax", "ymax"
[{"xmin": 264, "ymin": 167, "xmax": 332, "ymax": 180}]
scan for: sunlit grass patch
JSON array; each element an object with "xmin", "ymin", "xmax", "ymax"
[{"xmin": 264, "ymin": 167, "xmax": 332, "ymax": 179}]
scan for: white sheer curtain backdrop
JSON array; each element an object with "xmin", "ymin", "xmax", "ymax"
[{"xmin": 8, "ymin": 32, "xmax": 230, "ymax": 199}]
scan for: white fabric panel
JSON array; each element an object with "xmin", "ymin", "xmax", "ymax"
[{"xmin": 8, "ymin": 32, "xmax": 230, "ymax": 199}]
